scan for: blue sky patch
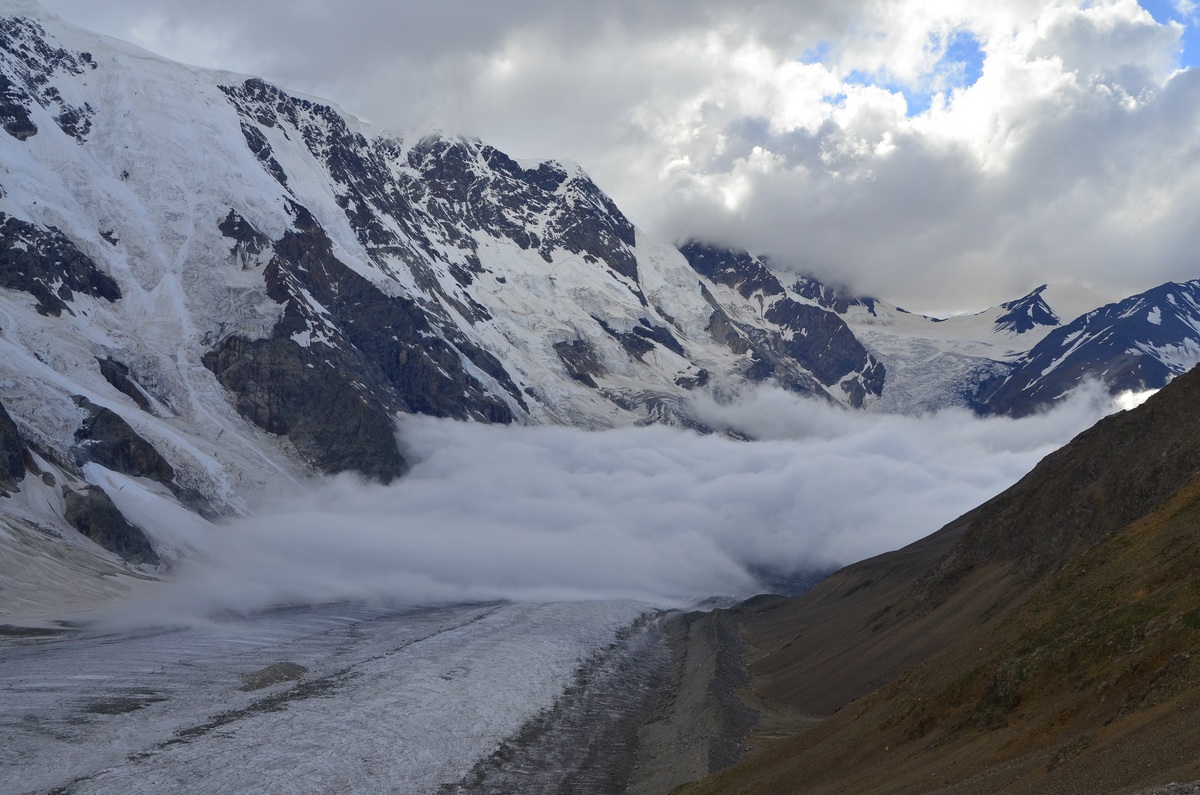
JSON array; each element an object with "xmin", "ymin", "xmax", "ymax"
[
  {"xmin": 800, "ymin": 40, "xmax": 833, "ymax": 65},
  {"xmin": 1140, "ymin": 0, "xmax": 1200, "ymax": 69},
  {"xmin": 843, "ymin": 30, "xmax": 985, "ymax": 116},
  {"xmin": 942, "ymin": 31, "xmax": 985, "ymax": 88}
]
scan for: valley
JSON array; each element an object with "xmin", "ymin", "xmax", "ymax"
[{"xmin": 4, "ymin": 2, "xmax": 1200, "ymax": 793}]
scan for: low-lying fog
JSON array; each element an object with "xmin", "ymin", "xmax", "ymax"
[{"xmin": 112, "ymin": 385, "xmax": 1153, "ymax": 623}]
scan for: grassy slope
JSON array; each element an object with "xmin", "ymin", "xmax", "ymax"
[{"xmin": 683, "ymin": 369, "xmax": 1200, "ymax": 794}]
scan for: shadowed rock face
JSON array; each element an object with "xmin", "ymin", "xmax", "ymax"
[
  {"xmin": 203, "ymin": 334, "xmax": 409, "ymax": 481},
  {"xmin": 0, "ymin": 15, "xmax": 96, "ymax": 143},
  {"xmin": 680, "ymin": 243, "xmax": 885, "ymax": 406},
  {"xmin": 71, "ymin": 396, "xmax": 173, "ymax": 485},
  {"xmin": 0, "ymin": 72, "xmax": 36, "ymax": 139},
  {"xmin": 63, "ymin": 485, "xmax": 159, "ymax": 565},
  {"xmin": 96, "ymin": 357, "xmax": 153, "ymax": 413},
  {"xmin": 993, "ymin": 284, "xmax": 1059, "ymax": 335},
  {"xmin": 203, "ymin": 206, "xmax": 519, "ymax": 482},
  {"xmin": 554, "ymin": 339, "xmax": 605, "ymax": 388},
  {"xmin": 0, "ymin": 213, "xmax": 120, "ymax": 316},
  {"xmin": 0, "ymin": 398, "xmax": 26, "ymax": 490}
]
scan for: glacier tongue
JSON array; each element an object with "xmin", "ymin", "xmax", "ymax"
[{"xmin": 0, "ymin": 600, "xmax": 656, "ymax": 795}]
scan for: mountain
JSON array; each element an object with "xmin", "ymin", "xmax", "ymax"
[
  {"xmin": 3, "ymin": 1, "xmax": 1200, "ymax": 608},
  {"xmin": 992, "ymin": 284, "xmax": 1060, "ymax": 334},
  {"xmin": 825, "ymin": 278, "xmax": 1200, "ymax": 416},
  {"xmin": 829, "ymin": 282, "xmax": 1097, "ymax": 414},
  {"xmin": 979, "ymin": 280, "xmax": 1200, "ymax": 416},
  {"xmin": 0, "ymin": 3, "xmax": 890, "ymax": 600},
  {"xmin": 680, "ymin": 363, "xmax": 1200, "ymax": 794}
]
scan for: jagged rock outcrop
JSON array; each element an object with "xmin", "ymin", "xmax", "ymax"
[
  {"xmin": 0, "ymin": 212, "xmax": 119, "ymax": 316},
  {"xmin": 0, "ymin": 15, "xmax": 94, "ymax": 143},
  {"xmin": 71, "ymin": 396, "xmax": 174, "ymax": 484},
  {"xmin": 63, "ymin": 485, "xmax": 159, "ymax": 565},
  {"xmin": 992, "ymin": 284, "xmax": 1059, "ymax": 334},
  {"xmin": 0, "ymin": 398, "xmax": 26, "ymax": 492},
  {"xmin": 680, "ymin": 243, "xmax": 885, "ymax": 406},
  {"xmin": 95, "ymin": 358, "xmax": 153, "ymax": 413}
]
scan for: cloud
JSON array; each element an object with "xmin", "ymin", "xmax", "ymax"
[
  {"xmin": 116, "ymin": 385, "xmax": 1134, "ymax": 624},
  {"xmin": 32, "ymin": 0, "xmax": 1200, "ymax": 311}
]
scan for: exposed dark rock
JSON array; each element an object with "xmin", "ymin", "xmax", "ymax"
[
  {"xmin": 683, "ymin": 244, "xmax": 884, "ymax": 401},
  {"xmin": 237, "ymin": 122, "xmax": 288, "ymax": 187},
  {"xmin": 554, "ymin": 339, "xmax": 604, "ymax": 388},
  {"xmin": 0, "ymin": 398, "xmax": 26, "ymax": 491},
  {"xmin": 0, "ymin": 212, "xmax": 120, "ymax": 315},
  {"xmin": 0, "ymin": 72, "xmax": 35, "ymax": 139},
  {"xmin": 205, "ymin": 206, "xmax": 524, "ymax": 481},
  {"xmin": 702, "ymin": 298, "xmax": 751, "ymax": 356},
  {"xmin": 793, "ymin": 275, "xmax": 878, "ymax": 316},
  {"xmin": 240, "ymin": 661, "xmax": 308, "ymax": 691},
  {"xmin": 764, "ymin": 297, "xmax": 879, "ymax": 389},
  {"xmin": 171, "ymin": 484, "xmax": 221, "ymax": 521},
  {"xmin": 96, "ymin": 357, "xmax": 153, "ymax": 412},
  {"xmin": 52, "ymin": 98, "xmax": 91, "ymax": 140},
  {"xmin": 274, "ymin": 205, "xmax": 517, "ymax": 422},
  {"xmin": 840, "ymin": 376, "xmax": 867, "ymax": 408},
  {"xmin": 204, "ymin": 334, "xmax": 408, "ymax": 481},
  {"xmin": 595, "ymin": 317, "xmax": 655, "ymax": 361},
  {"xmin": 63, "ymin": 485, "xmax": 159, "ymax": 565},
  {"xmin": 221, "ymin": 81, "xmax": 645, "ymax": 315},
  {"xmin": 993, "ymin": 284, "xmax": 1059, "ymax": 334},
  {"xmin": 675, "ymin": 369, "xmax": 710, "ymax": 390},
  {"xmin": 679, "ymin": 242, "xmax": 785, "ymax": 300},
  {"xmin": 632, "ymin": 319, "xmax": 686, "ymax": 357},
  {"xmin": 218, "ymin": 208, "xmax": 268, "ymax": 261},
  {"xmin": 0, "ymin": 17, "xmax": 96, "ymax": 142},
  {"xmin": 540, "ymin": 176, "xmax": 640, "ymax": 283},
  {"xmin": 71, "ymin": 396, "xmax": 173, "ymax": 484}
]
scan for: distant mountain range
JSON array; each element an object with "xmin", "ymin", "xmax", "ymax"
[{"xmin": 1, "ymin": 4, "xmax": 1200, "ymax": 592}]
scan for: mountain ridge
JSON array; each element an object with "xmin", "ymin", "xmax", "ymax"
[{"xmin": 681, "ymin": 363, "xmax": 1200, "ymax": 793}]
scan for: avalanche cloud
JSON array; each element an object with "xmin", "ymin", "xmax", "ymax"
[{"xmin": 112, "ymin": 384, "xmax": 1146, "ymax": 625}]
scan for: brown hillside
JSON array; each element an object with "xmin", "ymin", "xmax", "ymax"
[{"xmin": 682, "ymin": 366, "xmax": 1200, "ymax": 794}]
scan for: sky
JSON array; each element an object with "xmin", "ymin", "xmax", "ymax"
[{"xmin": 31, "ymin": 0, "xmax": 1200, "ymax": 312}]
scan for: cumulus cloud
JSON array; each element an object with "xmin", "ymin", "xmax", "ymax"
[
  {"xmin": 33, "ymin": 0, "xmax": 1200, "ymax": 310},
  {"xmin": 117, "ymin": 385, "xmax": 1136, "ymax": 623}
]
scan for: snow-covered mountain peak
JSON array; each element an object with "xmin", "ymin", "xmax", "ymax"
[{"xmin": 994, "ymin": 284, "xmax": 1059, "ymax": 334}]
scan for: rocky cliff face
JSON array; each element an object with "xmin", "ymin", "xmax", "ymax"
[
  {"xmin": 679, "ymin": 244, "xmax": 885, "ymax": 407},
  {"xmin": 0, "ymin": 398, "xmax": 26, "ymax": 492}
]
